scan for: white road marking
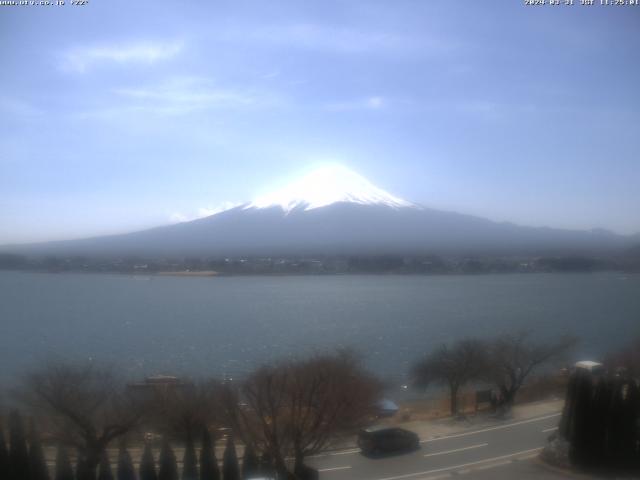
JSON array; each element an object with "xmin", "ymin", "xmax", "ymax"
[
  {"xmin": 475, "ymin": 460, "xmax": 512, "ymax": 470},
  {"xmin": 307, "ymin": 412, "xmax": 561, "ymax": 461},
  {"xmin": 318, "ymin": 465, "xmax": 352, "ymax": 472},
  {"xmin": 307, "ymin": 448, "xmax": 359, "ymax": 459},
  {"xmin": 515, "ymin": 452, "xmax": 541, "ymax": 461},
  {"xmin": 420, "ymin": 412, "xmax": 561, "ymax": 443},
  {"xmin": 542, "ymin": 426, "xmax": 558, "ymax": 433},
  {"xmin": 423, "ymin": 443, "xmax": 488, "ymax": 457},
  {"xmin": 375, "ymin": 447, "xmax": 543, "ymax": 480},
  {"xmin": 329, "ymin": 449, "xmax": 360, "ymax": 456},
  {"xmin": 420, "ymin": 474, "xmax": 452, "ymax": 480}
]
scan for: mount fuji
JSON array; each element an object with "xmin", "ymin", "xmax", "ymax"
[
  {"xmin": 3, "ymin": 165, "xmax": 638, "ymax": 258},
  {"xmin": 243, "ymin": 164, "xmax": 415, "ymax": 213}
]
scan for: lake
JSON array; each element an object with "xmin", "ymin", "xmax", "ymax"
[{"xmin": 1, "ymin": 271, "xmax": 638, "ymax": 387}]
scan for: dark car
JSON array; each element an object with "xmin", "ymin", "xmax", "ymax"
[{"xmin": 357, "ymin": 426, "xmax": 420, "ymax": 456}]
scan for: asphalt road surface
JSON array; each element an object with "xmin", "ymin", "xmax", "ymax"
[{"xmin": 307, "ymin": 412, "xmax": 567, "ymax": 480}]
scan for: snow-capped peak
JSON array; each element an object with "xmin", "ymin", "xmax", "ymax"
[{"xmin": 244, "ymin": 164, "xmax": 415, "ymax": 213}]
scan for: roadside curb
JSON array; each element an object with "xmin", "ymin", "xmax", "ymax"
[
  {"xmin": 533, "ymin": 457, "xmax": 597, "ymax": 479},
  {"xmin": 311, "ymin": 410, "xmax": 563, "ymax": 458}
]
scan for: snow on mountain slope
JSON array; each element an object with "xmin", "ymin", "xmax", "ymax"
[{"xmin": 244, "ymin": 164, "xmax": 416, "ymax": 213}]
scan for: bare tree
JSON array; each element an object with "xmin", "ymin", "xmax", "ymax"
[
  {"xmin": 412, "ymin": 339, "xmax": 488, "ymax": 416},
  {"xmin": 286, "ymin": 352, "xmax": 381, "ymax": 471},
  {"xmin": 54, "ymin": 445, "xmax": 74, "ymax": 480},
  {"xmin": 221, "ymin": 364, "xmax": 292, "ymax": 476},
  {"xmin": 145, "ymin": 379, "xmax": 218, "ymax": 480},
  {"xmin": 222, "ymin": 435, "xmax": 240, "ymax": 480},
  {"xmin": 485, "ymin": 331, "xmax": 576, "ymax": 407},
  {"xmin": 604, "ymin": 336, "xmax": 640, "ymax": 379},
  {"xmin": 28, "ymin": 421, "xmax": 50, "ymax": 480},
  {"xmin": 222, "ymin": 351, "xmax": 381, "ymax": 478},
  {"xmin": 148, "ymin": 380, "xmax": 219, "ymax": 443},
  {"xmin": 20, "ymin": 362, "xmax": 147, "ymax": 480},
  {"xmin": 0, "ymin": 424, "xmax": 8, "ymax": 480},
  {"xmin": 198, "ymin": 428, "xmax": 220, "ymax": 480},
  {"xmin": 8, "ymin": 410, "xmax": 30, "ymax": 480}
]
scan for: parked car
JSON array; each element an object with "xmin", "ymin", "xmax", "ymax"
[
  {"xmin": 375, "ymin": 398, "xmax": 400, "ymax": 418},
  {"xmin": 357, "ymin": 426, "xmax": 420, "ymax": 456}
]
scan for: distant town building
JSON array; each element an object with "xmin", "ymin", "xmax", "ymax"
[
  {"xmin": 127, "ymin": 375, "xmax": 190, "ymax": 398},
  {"xmin": 574, "ymin": 360, "xmax": 604, "ymax": 374}
]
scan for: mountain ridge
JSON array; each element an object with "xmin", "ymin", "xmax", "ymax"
[
  {"xmin": 3, "ymin": 202, "xmax": 637, "ymax": 258},
  {"xmin": 2, "ymin": 166, "xmax": 638, "ymax": 258}
]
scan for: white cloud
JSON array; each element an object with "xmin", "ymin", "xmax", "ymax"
[
  {"xmin": 59, "ymin": 40, "xmax": 183, "ymax": 73},
  {"xmin": 457, "ymin": 100, "xmax": 499, "ymax": 115},
  {"xmin": 0, "ymin": 97, "xmax": 42, "ymax": 117},
  {"xmin": 197, "ymin": 202, "xmax": 242, "ymax": 217},
  {"xmin": 76, "ymin": 77, "xmax": 279, "ymax": 120},
  {"xmin": 454, "ymin": 100, "xmax": 539, "ymax": 121},
  {"xmin": 262, "ymin": 70, "xmax": 281, "ymax": 80},
  {"xmin": 237, "ymin": 24, "xmax": 408, "ymax": 55},
  {"xmin": 325, "ymin": 96, "xmax": 387, "ymax": 112},
  {"xmin": 169, "ymin": 212, "xmax": 190, "ymax": 224},
  {"xmin": 366, "ymin": 96, "xmax": 385, "ymax": 109},
  {"xmin": 169, "ymin": 202, "xmax": 242, "ymax": 223},
  {"xmin": 222, "ymin": 23, "xmax": 455, "ymax": 58},
  {"xmin": 113, "ymin": 77, "xmax": 259, "ymax": 114}
]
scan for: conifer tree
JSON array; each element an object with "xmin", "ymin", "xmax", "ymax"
[
  {"xmin": 627, "ymin": 380, "xmax": 640, "ymax": 462},
  {"xmin": 28, "ymin": 422, "xmax": 50, "ymax": 480},
  {"xmin": 561, "ymin": 370, "xmax": 640, "ymax": 468},
  {"xmin": 258, "ymin": 452, "xmax": 273, "ymax": 477},
  {"xmin": 158, "ymin": 439, "xmax": 178, "ymax": 480},
  {"xmin": 608, "ymin": 378, "xmax": 628, "ymax": 464},
  {"xmin": 76, "ymin": 450, "xmax": 89, "ymax": 480},
  {"xmin": 54, "ymin": 445, "xmax": 74, "ymax": 480},
  {"xmin": 98, "ymin": 449, "xmax": 114, "ymax": 480},
  {"xmin": 0, "ymin": 425, "xmax": 9, "ymax": 480},
  {"xmin": 568, "ymin": 372, "xmax": 593, "ymax": 465},
  {"xmin": 620, "ymin": 380, "xmax": 638, "ymax": 463},
  {"xmin": 8, "ymin": 410, "xmax": 30, "ymax": 480},
  {"xmin": 588, "ymin": 376, "xmax": 609, "ymax": 463},
  {"xmin": 183, "ymin": 433, "xmax": 198, "ymax": 480},
  {"xmin": 199, "ymin": 429, "xmax": 219, "ymax": 480},
  {"xmin": 559, "ymin": 372, "xmax": 578, "ymax": 439},
  {"xmin": 241, "ymin": 444, "xmax": 259, "ymax": 480},
  {"xmin": 222, "ymin": 436, "xmax": 240, "ymax": 480},
  {"xmin": 139, "ymin": 444, "xmax": 157, "ymax": 480},
  {"xmin": 117, "ymin": 446, "xmax": 136, "ymax": 480}
]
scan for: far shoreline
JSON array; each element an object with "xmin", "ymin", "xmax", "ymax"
[
  {"xmin": 1, "ymin": 269, "xmax": 638, "ymax": 278},
  {"xmin": 155, "ymin": 270, "xmax": 219, "ymax": 277}
]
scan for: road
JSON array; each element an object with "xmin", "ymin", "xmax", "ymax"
[{"xmin": 307, "ymin": 412, "xmax": 567, "ymax": 480}]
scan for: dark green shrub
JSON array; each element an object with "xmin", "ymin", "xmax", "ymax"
[
  {"xmin": 117, "ymin": 447, "xmax": 136, "ymax": 480},
  {"xmin": 241, "ymin": 444, "xmax": 259, "ymax": 479},
  {"xmin": 199, "ymin": 429, "xmax": 219, "ymax": 480},
  {"xmin": 222, "ymin": 436, "xmax": 240, "ymax": 480},
  {"xmin": 28, "ymin": 423, "xmax": 49, "ymax": 480},
  {"xmin": 98, "ymin": 450, "xmax": 114, "ymax": 480},
  {"xmin": 54, "ymin": 445, "xmax": 74, "ymax": 480},
  {"xmin": 139, "ymin": 444, "xmax": 157, "ymax": 480},
  {"xmin": 183, "ymin": 434, "xmax": 198, "ymax": 480},
  {"xmin": 8, "ymin": 410, "xmax": 30, "ymax": 480},
  {"xmin": 158, "ymin": 439, "xmax": 178, "ymax": 480},
  {"xmin": 0, "ymin": 425, "xmax": 9, "ymax": 480}
]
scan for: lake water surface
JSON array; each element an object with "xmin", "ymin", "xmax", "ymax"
[{"xmin": 1, "ymin": 272, "xmax": 639, "ymax": 386}]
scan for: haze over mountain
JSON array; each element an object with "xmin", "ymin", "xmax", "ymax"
[{"xmin": 3, "ymin": 165, "xmax": 638, "ymax": 259}]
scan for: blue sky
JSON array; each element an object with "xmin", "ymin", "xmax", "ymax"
[{"xmin": 1, "ymin": 1, "xmax": 638, "ymax": 243}]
